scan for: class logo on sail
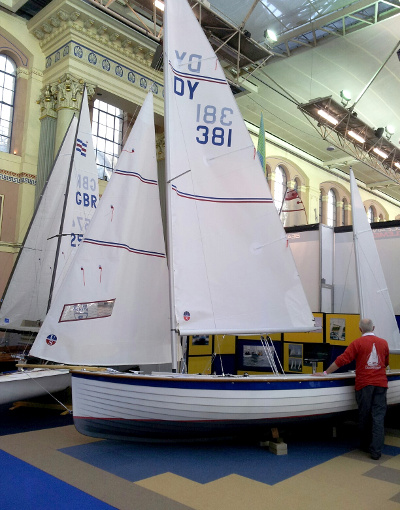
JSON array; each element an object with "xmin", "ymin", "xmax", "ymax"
[
  {"xmin": 46, "ymin": 334, "xmax": 57, "ymax": 346},
  {"xmin": 76, "ymin": 139, "xmax": 87, "ymax": 157},
  {"xmin": 366, "ymin": 343, "xmax": 381, "ymax": 369},
  {"xmin": 183, "ymin": 311, "xmax": 191, "ymax": 321}
]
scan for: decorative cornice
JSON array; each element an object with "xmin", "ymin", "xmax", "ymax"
[
  {"xmin": 28, "ymin": 0, "xmax": 159, "ymax": 69},
  {"xmin": 16, "ymin": 67, "xmax": 30, "ymax": 79},
  {"xmin": 44, "ymin": 40, "xmax": 163, "ymax": 99},
  {"xmin": 31, "ymin": 68, "xmax": 44, "ymax": 78},
  {"xmin": 0, "ymin": 169, "xmax": 36, "ymax": 186}
]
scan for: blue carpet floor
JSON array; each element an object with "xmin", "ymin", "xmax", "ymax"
[
  {"xmin": 59, "ymin": 437, "xmax": 400, "ymax": 486},
  {"xmin": 0, "ymin": 449, "xmax": 117, "ymax": 510},
  {"xmin": 0, "ymin": 403, "xmax": 73, "ymax": 436}
]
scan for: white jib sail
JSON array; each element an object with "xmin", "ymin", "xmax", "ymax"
[
  {"xmin": 164, "ymin": 0, "xmax": 315, "ymax": 335},
  {"xmin": 0, "ymin": 117, "xmax": 78, "ymax": 331},
  {"xmin": 350, "ymin": 168, "xmax": 400, "ymax": 351},
  {"xmin": 30, "ymin": 92, "xmax": 171, "ymax": 366},
  {"xmin": 51, "ymin": 87, "xmax": 100, "ymax": 299}
]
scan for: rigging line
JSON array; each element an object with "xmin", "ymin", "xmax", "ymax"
[
  {"xmin": 356, "ymin": 241, "xmax": 391, "ymax": 295},
  {"xmin": 203, "ymin": 352, "xmax": 216, "ymax": 375},
  {"xmin": 47, "ymin": 233, "xmax": 72, "ymax": 240},
  {"xmin": 247, "ymin": 95, "xmax": 326, "ymax": 142},
  {"xmin": 167, "ymin": 169, "xmax": 191, "ymax": 184},
  {"xmin": 261, "ymin": 336, "xmax": 278, "ymax": 375},
  {"xmin": 217, "ymin": 335, "xmax": 225, "ymax": 376},
  {"xmin": 207, "ymin": 144, "xmax": 254, "ymax": 162},
  {"xmin": 20, "ymin": 369, "xmax": 71, "ymax": 414},
  {"xmin": 254, "ymin": 233, "xmax": 289, "ymax": 252},
  {"xmin": 251, "ymin": 74, "xmax": 299, "ymax": 106},
  {"xmin": 249, "ymin": 70, "xmax": 333, "ymax": 144}
]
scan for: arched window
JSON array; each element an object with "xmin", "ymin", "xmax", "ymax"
[
  {"xmin": 368, "ymin": 206, "xmax": 374, "ymax": 223},
  {"xmin": 0, "ymin": 55, "xmax": 16, "ymax": 153},
  {"xmin": 327, "ymin": 188, "xmax": 337, "ymax": 227},
  {"xmin": 342, "ymin": 198, "xmax": 347, "ymax": 226},
  {"xmin": 293, "ymin": 177, "xmax": 301, "ymax": 195},
  {"xmin": 274, "ymin": 165, "xmax": 287, "ymax": 211},
  {"xmin": 92, "ymin": 99, "xmax": 124, "ymax": 180}
]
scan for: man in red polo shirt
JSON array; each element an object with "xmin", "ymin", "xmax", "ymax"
[{"xmin": 322, "ymin": 318, "xmax": 389, "ymax": 460}]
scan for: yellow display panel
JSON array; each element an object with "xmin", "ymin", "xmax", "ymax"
[
  {"xmin": 389, "ymin": 353, "xmax": 400, "ymax": 369},
  {"xmin": 187, "ymin": 335, "xmax": 212, "ymax": 356},
  {"xmin": 283, "ymin": 313, "xmax": 323, "ymax": 344},
  {"xmin": 187, "ymin": 356, "xmax": 212, "ymax": 374},
  {"xmin": 238, "ymin": 334, "xmax": 281, "ymax": 342},
  {"xmin": 326, "ymin": 314, "xmax": 360, "ymax": 346},
  {"xmin": 214, "ymin": 335, "xmax": 235, "ymax": 354}
]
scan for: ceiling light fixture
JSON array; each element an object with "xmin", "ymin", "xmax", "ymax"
[
  {"xmin": 264, "ymin": 29, "xmax": 277, "ymax": 42},
  {"xmin": 394, "ymin": 162, "xmax": 400, "ymax": 170},
  {"xmin": 317, "ymin": 109, "xmax": 338, "ymax": 125},
  {"xmin": 340, "ymin": 89, "xmax": 351, "ymax": 107},
  {"xmin": 373, "ymin": 147, "xmax": 388, "ymax": 159},
  {"xmin": 154, "ymin": 0, "xmax": 164, "ymax": 11},
  {"xmin": 348, "ymin": 130, "xmax": 365, "ymax": 144},
  {"xmin": 385, "ymin": 124, "xmax": 395, "ymax": 140}
]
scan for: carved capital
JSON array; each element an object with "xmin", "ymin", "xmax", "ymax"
[
  {"xmin": 37, "ymin": 84, "xmax": 58, "ymax": 120},
  {"xmin": 38, "ymin": 73, "xmax": 96, "ymax": 118}
]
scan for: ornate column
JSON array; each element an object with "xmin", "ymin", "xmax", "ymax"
[
  {"xmin": 35, "ymin": 84, "xmax": 57, "ymax": 203},
  {"xmin": 51, "ymin": 73, "xmax": 95, "ymax": 154},
  {"xmin": 35, "ymin": 74, "xmax": 96, "ymax": 202}
]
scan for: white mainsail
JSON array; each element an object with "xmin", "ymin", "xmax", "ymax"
[
  {"xmin": 0, "ymin": 88, "xmax": 98, "ymax": 333},
  {"xmin": 0, "ymin": 118, "xmax": 78, "ymax": 331},
  {"xmin": 30, "ymin": 93, "xmax": 171, "ymax": 366},
  {"xmin": 164, "ymin": 0, "xmax": 314, "ymax": 336},
  {"xmin": 281, "ymin": 189, "xmax": 307, "ymax": 227},
  {"xmin": 350, "ymin": 168, "xmax": 400, "ymax": 352}
]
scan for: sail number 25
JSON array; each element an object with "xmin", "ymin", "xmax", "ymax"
[{"xmin": 196, "ymin": 104, "xmax": 233, "ymax": 147}]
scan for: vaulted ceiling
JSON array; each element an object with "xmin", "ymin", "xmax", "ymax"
[{"xmin": 4, "ymin": 0, "xmax": 400, "ymax": 202}]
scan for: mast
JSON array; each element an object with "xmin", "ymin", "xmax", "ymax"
[
  {"xmin": 350, "ymin": 168, "xmax": 364, "ymax": 318},
  {"xmin": 47, "ymin": 88, "xmax": 86, "ymax": 311},
  {"xmin": 163, "ymin": 0, "xmax": 178, "ymax": 372}
]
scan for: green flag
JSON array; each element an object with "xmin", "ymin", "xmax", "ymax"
[{"xmin": 256, "ymin": 113, "xmax": 266, "ymax": 176}]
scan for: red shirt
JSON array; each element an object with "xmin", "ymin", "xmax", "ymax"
[{"xmin": 334, "ymin": 334, "xmax": 389, "ymax": 391}]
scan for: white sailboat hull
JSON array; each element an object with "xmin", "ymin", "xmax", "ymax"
[
  {"xmin": 0, "ymin": 369, "xmax": 71, "ymax": 406},
  {"xmin": 71, "ymin": 370, "xmax": 400, "ymax": 440}
]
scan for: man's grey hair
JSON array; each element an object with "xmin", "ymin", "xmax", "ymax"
[{"xmin": 359, "ymin": 318, "xmax": 374, "ymax": 333}]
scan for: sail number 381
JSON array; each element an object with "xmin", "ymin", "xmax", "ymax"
[{"xmin": 196, "ymin": 104, "xmax": 233, "ymax": 147}]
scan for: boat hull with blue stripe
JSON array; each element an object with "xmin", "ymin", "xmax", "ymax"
[{"xmin": 71, "ymin": 370, "xmax": 400, "ymax": 441}]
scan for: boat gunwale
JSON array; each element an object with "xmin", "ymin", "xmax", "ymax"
[{"xmin": 70, "ymin": 368, "xmax": 400, "ymax": 383}]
